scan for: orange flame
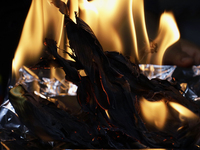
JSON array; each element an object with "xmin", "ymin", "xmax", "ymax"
[
  {"xmin": 78, "ymin": 0, "xmax": 151, "ymax": 61},
  {"xmin": 79, "ymin": 0, "xmax": 181, "ymax": 64},
  {"xmin": 140, "ymin": 98, "xmax": 167, "ymax": 130},
  {"xmin": 12, "ymin": 0, "xmax": 67, "ymax": 78},
  {"xmin": 140, "ymin": 98, "xmax": 199, "ymax": 130},
  {"xmin": 132, "ymin": 0, "xmax": 150, "ymax": 61},
  {"xmin": 79, "ymin": 0, "xmax": 123, "ymax": 54},
  {"xmin": 148, "ymin": 12, "xmax": 180, "ymax": 65},
  {"xmin": 13, "ymin": 0, "xmax": 182, "ymax": 80},
  {"xmin": 169, "ymin": 102, "xmax": 199, "ymax": 122},
  {"xmin": 13, "ymin": 0, "xmax": 181, "ymax": 78}
]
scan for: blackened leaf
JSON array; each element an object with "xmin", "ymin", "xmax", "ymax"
[{"xmin": 9, "ymin": 85, "xmax": 96, "ymax": 148}]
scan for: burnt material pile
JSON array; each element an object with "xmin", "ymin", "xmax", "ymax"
[{"xmin": 8, "ymin": 11, "xmax": 200, "ymax": 149}]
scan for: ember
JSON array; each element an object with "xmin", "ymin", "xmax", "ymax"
[{"xmin": 2, "ymin": 0, "xmax": 200, "ymax": 149}]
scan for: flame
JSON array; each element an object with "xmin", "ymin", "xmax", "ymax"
[
  {"xmin": 132, "ymin": 0, "xmax": 150, "ymax": 61},
  {"xmin": 79, "ymin": 0, "xmax": 123, "ymax": 53},
  {"xmin": 169, "ymin": 102, "xmax": 199, "ymax": 122},
  {"xmin": 140, "ymin": 98, "xmax": 199, "ymax": 130},
  {"xmin": 12, "ymin": 0, "xmax": 181, "ymax": 80},
  {"xmin": 12, "ymin": 0, "xmax": 181, "ymax": 79},
  {"xmin": 140, "ymin": 98, "xmax": 167, "ymax": 130},
  {"xmin": 149, "ymin": 12, "xmax": 180, "ymax": 65},
  {"xmin": 78, "ymin": 1, "xmax": 180, "ymax": 64},
  {"xmin": 78, "ymin": 1, "xmax": 181, "ymax": 64},
  {"xmin": 69, "ymin": 0, "xmax": 78, "ymax": 23},
  {"xmin": 79, "ymin": 0, "xmax": 150, "ymax": 61},
  {"xmin": 12, "ymin": 0, "xmax": 67, "ymax": 78}
]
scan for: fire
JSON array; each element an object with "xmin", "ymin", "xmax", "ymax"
[
  {"xmin": 68, "ymin": 0, "xmax": 78, "ymax": 22},
  {"xmin": 132, "ymin": 0, "xmax": 150, "ymax": 60},
  {"xmin": 148, "ymin": 12, "xmax": 180, "ymax": 65},
  {"xmin": 12, "ymin": 0, "xmax": 181, "ymax": 79},
  {"xmin": 79, "ymin": 0, "xmax": 123, "ymax": 55},
  {"xmin": 12, "ymin": 0, "xmax": 186, "ymax": 121},
  {"xmin": 140, "ymin": 97, "xmax": 199, "ymax": 130},
  {"xmin": 78, "ymin": 0, "xmax": 150, "ymax": 61},
  {"xmin": 169, "ymin": 102, "xmax": 199, "ymax": 122},
  {"xmin": 8, "ymin": 0, "xmax": 200, "ymax": 147},
  {"xmin": 12, "ymin": 0, "xmax": 67, "ymax": 78},
  {"xmin": 140, "ymin": 98, "xmax": 167, "ymax": 130},
  {"xmin": 78, "ymin": 1, "xmax": 179, "ymax": 64}
]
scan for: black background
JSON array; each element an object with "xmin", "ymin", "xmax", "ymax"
[{"xmin": 1, "ymin": 0, "xmax": 32, "ymax": 102}]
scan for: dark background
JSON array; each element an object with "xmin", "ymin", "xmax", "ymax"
[
  {"xmin": 1, "ymin": 0, "xmax": 200, "ymax": 102},
  {"xmin": 0, "ymin": 0, "xmax": 32, "ymax": 102},
  {"xmin": 144, "ymin": 0, "xmax": 200, "ymax": 45}
]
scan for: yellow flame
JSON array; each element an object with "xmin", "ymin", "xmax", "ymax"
[
  {"xmin": 69, "ymin": 0, "xmax": 78, "ymax": 23},
  {"xmin": 149, "ymin": 12, "xmax": 180, "ymax": 65},
  {"xmin": 141, "ymin": 99, "xmax": 199, "ymax": 130},
  {"xmin": 79, "ymin": 0, "xmax": 141, "ymax": 57},
  {"xmin": 12, "ymin": 0, "xmax": 43, "ymax": 77},
  {"xmin": 132, "ymin": 0, "xmax": 150, "ymax": 61},
  {"xmin": 78, "ymin": 1, "xmax": 179, "ymax": 64},
  {"xmin": 140, "ymin": 98, "xmax": 167, "ymax": 130},
  {"xmin": 169, "ymin": 102, "xmax": 199, "ymax": 122},
  {"xmin": 12, "ymin": 0, "xmax": 67, "ymax": 78},
  {"xmin": 79, "ymin": 0, "xmax": 123, "ymax": 53},
  {"xmin": 78, "ymin": 0, "xmax": 150, "ymax": 62}
]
